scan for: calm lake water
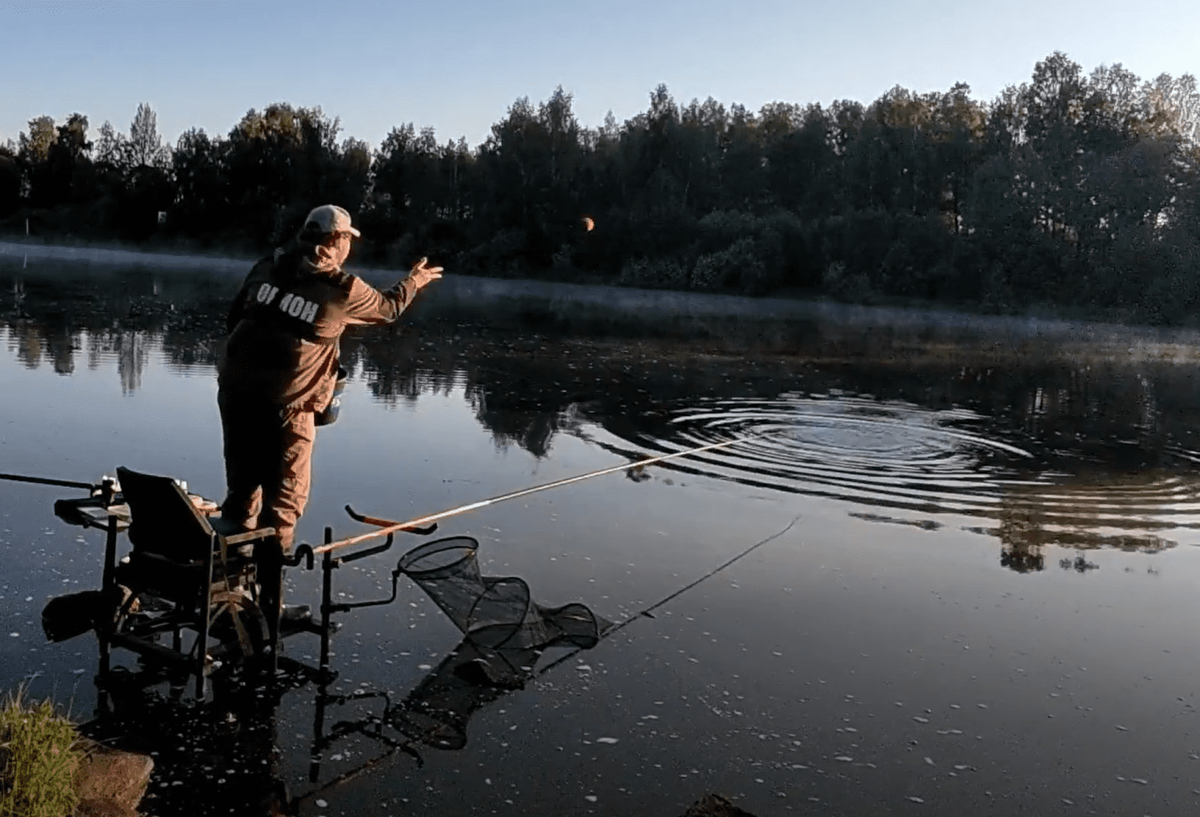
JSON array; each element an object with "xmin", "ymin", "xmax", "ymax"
[{"xmin": 4, "ymin": 243, "xmax": 1200, "ymax": 816}]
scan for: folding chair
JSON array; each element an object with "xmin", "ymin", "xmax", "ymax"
[{"xmin": 105, "ymin": 466, "xmax": 277, "ymax": 697}]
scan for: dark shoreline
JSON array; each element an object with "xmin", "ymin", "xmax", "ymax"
[{"xmin": 5, "ymin": 239, "xmax": 1200, "ymax": 357}]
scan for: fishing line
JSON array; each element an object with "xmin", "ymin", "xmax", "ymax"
[
  {"xmin": 535, "ymin": 512, "xmax": 804, "ymax": 677},
  {"xmin": 294, "ymin": 511, "xmax": 804, "ymax": 802}
]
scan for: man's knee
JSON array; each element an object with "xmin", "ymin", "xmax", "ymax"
[
  {"xmin": 220, "ymin": 486, "xmax": 263, "ymax": 531},
  {"xmin": 273, "ymin": 525, "xmax": 296, "ymax": 554}
]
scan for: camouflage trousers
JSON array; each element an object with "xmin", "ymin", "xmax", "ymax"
[{"xmin": 217, "ymin": 390, "xmax": 315, "ymax": 553}]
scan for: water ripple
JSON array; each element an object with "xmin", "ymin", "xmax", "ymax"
[{"xmin": 589, "ymin": 393, "xmax": 1200, "ymax": 556}]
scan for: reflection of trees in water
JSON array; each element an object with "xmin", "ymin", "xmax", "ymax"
[
  {"xmin": 1, "ymin": 266, "xmax": 227, "ymax": 387},
  {"xmin": 117, "ymin": 331, "xmax": 146, "ymax": 393},
  {"xmin": 465, "ymin": 389, "xmax": 576, "ymax": 457},
  {"xmin": 359, "ymin": 327, "xmax": 1200, "ymax": 569},
  {"xmin": 345, "ymin": 323, "xmax": 754, "ymax": 457},
  {"xmin": 757, "ymin": 346, "xmax": 1200, "ymax": 480},
  {"xmin": 996, "ymin": 500, "xmax": 1051, "ymax": 573},
  {"xmin": 988, "ymin": 473, "xmax": 1179, "ymax": 573},
  {"xmin": 47, "ymin": 330, "xmax": 75, "ymax": 374},
  {"xmin": 347, "ymin": 325, "xmax": 589, "ymax": 457},
  {"xmin": 344, "ymin": 316, "xmax": 1200, "ymax": 476},
  {"xmin": 5, "ymin": 262, "xmax": 1200, "ymax": 583},
  {"xmin": 7, "ymin": 272, "xmax": 1200, "ymax": 578},
  {"xmin": 86, "ymin": 332, "xmax": 107, "ymax": 370},
  {"xmin": 9, "ymin": 319, "xmax": 224, "ymax": 390},
  {"xmin": 9, "ymin": 323, "xmax": 152, "ymax": 392},
  {"xmin": 10, "ymin": 322, "xmax": 44, "ymax": 369},
  {"xmin": 8, "ymin": 277, "xmax": 26, "ymax": 316},
  {"xmin": 6, "ymin": 320, "xmax": 78, "ymax": 374},
  {"xmin": 7, "ymin": 263, "xmax": 1200, "ymax": 487},
  {"xmin": 159, "ymin": 327, "xmax": 221, "ymax": 369},
  {"xmin": 342, "ymin": 328, "xmax": 458, "ymax": 408}
]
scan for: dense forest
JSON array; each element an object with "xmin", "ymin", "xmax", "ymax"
[{"xmin": 3, "ymin": 52, "xmax": 1200, "ymax": 323}]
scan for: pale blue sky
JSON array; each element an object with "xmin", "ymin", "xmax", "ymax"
[{"xmin": 3, "ymin": 0, "xmax": 1197, "ymax": 151}]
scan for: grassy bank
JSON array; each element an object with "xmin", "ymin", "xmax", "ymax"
[{"xmin": 0, "ymin": 689, "xmax": 81, "ymax": 817}]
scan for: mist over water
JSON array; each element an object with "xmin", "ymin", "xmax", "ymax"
[{"xmin": 3, "ymin": 250, "xmax": 1200, "ymax": 815}]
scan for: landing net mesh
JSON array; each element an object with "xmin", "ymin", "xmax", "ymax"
[{"xmin": 389, "ymin": 536, "xmax": 612, "ymax": 747}]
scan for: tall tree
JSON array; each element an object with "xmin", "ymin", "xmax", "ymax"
[
  {"xmin": 45, "ymin": 113, "xmax": 95, "ymax": 205},
  {"xmin": 0, "ymin": 144, "xmax": 20, "ymax": 217},
  {"xmin": 172, "ymin": 127, "xmax": 230, "ymax": 238},
  {"xmin": 225, "ymin": 103, "xmax": 346, "ymax": 243},
  {"xmin": 126, "ymin": 103, "xmax": 170, "ymax": 169},
  {"xmin": 368, "ymin": 122, "xmax": 444, "ymax": 247},
  {"xmin": 92, "ymin": 121, "xmax": 127, "ymax": 169},
  {"xmin": 18, "ymin": 116, "xmax": 56, "ymax": 165},
  {"xmin": 1143, "ymin": 72, "xmax": 1200, "ymax": 142}
]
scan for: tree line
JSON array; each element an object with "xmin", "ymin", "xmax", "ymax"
[{"xmin": 3, "ymin": 51, "xmax": 1200, "ymax": 323}]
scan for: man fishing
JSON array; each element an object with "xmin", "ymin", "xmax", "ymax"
[{"xmin": 217, "ymin": 204, "xmax": 441, "ymax": 625}]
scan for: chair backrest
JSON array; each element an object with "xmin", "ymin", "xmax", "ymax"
[{"xmin": 116, "ymin": 466, "xmax": 215, "ymax": 562}]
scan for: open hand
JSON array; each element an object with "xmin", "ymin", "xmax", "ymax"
[{"xmin": 407, "ymin": 257, "xmax": 444, "ymax": 290}]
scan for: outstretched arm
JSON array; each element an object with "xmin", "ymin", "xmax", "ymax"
[{"xmin": 343, "ymin": 257, "xmax": 444, "ymax": 325}]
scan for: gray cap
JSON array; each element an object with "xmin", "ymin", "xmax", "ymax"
[{"xmin": 303, "ymin": 204, "xmax": 361, "ymax": 238}]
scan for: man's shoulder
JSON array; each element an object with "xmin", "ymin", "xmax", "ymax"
[
  {"xmin": 244, "ymin": 254, "xmax": 278, "ymax": 280},
  {"xmin": 292, "ymin": 269, "xmax": 357, "ymax": 300},
  {"xmin": 331, "ymin": 270, "xmax": 369, "ymax": 295},
  {"xmin": 333, "ymin": 269, "xmax": 358, "ymax": 288}
]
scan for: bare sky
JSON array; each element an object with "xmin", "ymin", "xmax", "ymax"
[{"xmin": 2, "ymin": 0, "xmax": 1197, "ymax": 151}]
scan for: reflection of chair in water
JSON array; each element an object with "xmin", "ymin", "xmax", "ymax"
[
  {"xmin": 105, "ymin": 466, "xmax": 278, "ymax": 697},
  {"xmin": 82, "ymin": 662, "xmax": 300, "ymax": 817}
]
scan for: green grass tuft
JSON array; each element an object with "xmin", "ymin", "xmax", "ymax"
[{"xmin": 0, "ymin": 688, "xmax": 82, "ymax": 817}]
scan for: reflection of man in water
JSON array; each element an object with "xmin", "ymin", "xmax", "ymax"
[{"xmin": 217, "ymin": 204, "xmax": 441, "ymax": 602}]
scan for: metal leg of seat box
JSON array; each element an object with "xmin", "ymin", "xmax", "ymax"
[
  {"xmin": 98, "ymin": 513, "xmax": 119, "ymax": 678},
  {"xmin": 194, "ymin": 532, "xmax": 217, "ymax": 699}
]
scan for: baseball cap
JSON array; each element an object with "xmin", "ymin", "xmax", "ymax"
[{"xmin": 303, "ymin": 204, "xmax": 361, "ymax": 238}]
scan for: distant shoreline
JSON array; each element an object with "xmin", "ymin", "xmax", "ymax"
[
  {"xmin": 0, "ymin": 238, "xmax": 249, "ymax": 271},
  {"xmin": 6, "ymin": 240, "xmax": 1200, "ymax": 357}
]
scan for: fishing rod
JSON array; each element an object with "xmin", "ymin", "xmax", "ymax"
[
  {"xmin": 0, "ymin": 472, "xmax": 96, "ymax": 491},
  {"xmin": 311, "ymin": 436, "xmax": 748, "ymax": 555}
]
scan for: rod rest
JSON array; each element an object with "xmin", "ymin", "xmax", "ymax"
[{"xmin": 286, "ymin": 545, "xmax": 315, "ymax": 570}]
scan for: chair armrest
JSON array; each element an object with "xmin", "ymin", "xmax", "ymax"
[
  {"xmin": 223, "ymin": 527, "xmax": 277, "ymax": 546},
  {"xmin": 125, "ymin": 551, "xmax": 204, "ymax": 570},
  {"xmin": 53, "ymin": 497, "xmax": 131, "ymax": 531},
  {"xmin": 188, "ymin": 494, "xmax": 220, "ymax": 515}
]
